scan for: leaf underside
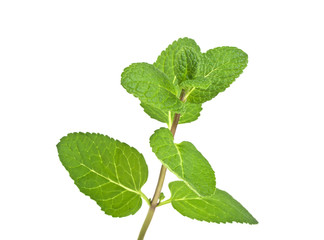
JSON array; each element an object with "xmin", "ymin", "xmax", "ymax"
[
  {"xmin": 57, "ymin": 132, "xmax": 148, "ymax": 218},
  {"xmin": 169, "ymin": 181, "xmax": 258, "ymax": 224},
  {"xmin": 150, "ymin": 128, "xmax": 216, "ymax": 196}
]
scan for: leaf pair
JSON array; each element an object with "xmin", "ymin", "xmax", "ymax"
[
  {"xmin": 150, "ymin": 128, "xmax": 257, "ymax": 224},
  {"xmin": 121, "ymin": 38, "xmax": 248, "ymax": 126},
  {"xmin": 57, "ymin": 131, "xmax": 257, "ymax": 224}
]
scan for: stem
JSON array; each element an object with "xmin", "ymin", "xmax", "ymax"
[{"xmin": 137, "ymin": 90, "xmax": 186, "ymax": 240}]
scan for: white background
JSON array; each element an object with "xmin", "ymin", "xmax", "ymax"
[{"xmin": 1, "ymin": 0, "xmax": 323, "ymax": 239}]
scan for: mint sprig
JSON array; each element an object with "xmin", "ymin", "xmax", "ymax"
[{"xmin": 57, "ymin": 37, "xmax": 257, "ymax": 240}]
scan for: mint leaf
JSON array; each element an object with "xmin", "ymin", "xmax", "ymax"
[
  {"xmin": 154, "ymin": 39, "xmax": 247, "ymax": 104},
  {"xmin": 179, "ymin": 102, "xmax": 203, "ymax": 124},
  {"xmin": 150, "ymin": 128, "xmax": 215, "ymax": 196},
  {"xmin": 140, "ymin": 102, "xmax": 169, "ymax": 123},
  {"xmin": 121, "ymin": 63, "xmax": 184, "ymax": 113},
  {"xmin": 154, "ymin": 37, "xmax": 201, "ymax": 83},
  {"xmin": 186, "ymin": 47, "xmax": 248, "ymax": 103},
  {"xmin": 169, "ymin": 181, "xmax": 258, "ymax": 224},
  {"xmin": 140, "ymin": 102, "xmax": 203, "ymax": 125},
  {"xmin": 57, "ymin": 132, "xmax": 148, "ymax": 217},
  {"xmin": 174, "ymin": 47, "xmax": 200, "ymax": 84},
  {"xmin": 159, "ymin": 192, "xmax": 165, "ymax": 201},
  {"xmin": 180, "ymin": 76, "xmax": 211, "ymax": 90}
]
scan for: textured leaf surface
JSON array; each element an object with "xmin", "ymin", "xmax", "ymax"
[
  {"xmin": 57, "ymin": 132, "xmax": 148, "ymax": 217},
  {"xmin": 180, "ymin": 102, "xmax": 203, "ymax": 124},
  {"xmin": 140, "ymin": 102, "xmax": 169, "ymax": 123},
  {"xmin": 150, "ymin": 128, "xmax": 215, "ymax": 196},
  {"xmin": 154, "ymin": 38, "xmax": 201, "ymax": 82},
  {"xmin": 187, "ymin": 47, "xmax": 248, "ymax": 103},
  {"xmin": 169, "ymin": 181, "xmax": 258, "ymax": 224},
  {"xmin": 121, "ymin": 63, "xmax": 184, "ymax": 113},
  {"xmin": 140, "ymin": 102, "xmax": 202, "ymax": 125},
  {"xmin": 174, "ymin": 47, "xmax": 200, "ymax": 84},
  {"xmin": 180, "ymin": 76, "xmax": 211, "ymax": 90}
]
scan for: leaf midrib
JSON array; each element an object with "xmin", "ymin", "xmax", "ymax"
[
  {"xmin": 185, "ymin": 56, "xmax": 242, "ymax": 100},
  {"xmin": 130, "ymin": 78, "xmax": 176, "ymax": 97},
  {"xmin": 172, "ymin": 192, "xmax": 256, "ymax": 222},
  {"xmin": 79, "ymin": 162, "xmax": 141, "ymax": 196},
  {"xmin": 174, "ymin": 144, "xmax": 184, "ymax": 177},
  {"xmin": 70, "ymin": 135, "xmax": 142, "ymax": 196},
  {"xmin": 204, "ymin": 55, "xmax": 243, "ymax": 78}
]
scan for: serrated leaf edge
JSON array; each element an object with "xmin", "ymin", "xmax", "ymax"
[{"xmin": 57, "ymin": 132, "xmax": 150, "ymax": 217}]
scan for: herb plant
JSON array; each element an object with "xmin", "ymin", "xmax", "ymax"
[{"xmin": 57, "ymin": 37, "xmax": 258, "ymax": 239}]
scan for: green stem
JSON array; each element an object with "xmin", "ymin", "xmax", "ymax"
[
  {"xmin": 137, "ymin": 90, "xmax": 186, "ymax": 240},
  {"xmin": 157, "ymin": 198, "xmax": 172, "ymax": 207},
  {"xmin": 139, "ymin": 191, "xmax": 151, "ymax": 206}
]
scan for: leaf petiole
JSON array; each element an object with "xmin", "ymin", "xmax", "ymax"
[
  {"xmin": 157, "ymin": 198, "xmax": 171, "ymax": 207},
  {"xmin": 140, "ymin": 191, "xmax": 151, "ymax": 206}
]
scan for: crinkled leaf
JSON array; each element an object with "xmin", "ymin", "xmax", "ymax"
[
  {"xmin": 154, "ymin": 37, "xmax": 201, "ymax": 83},
  {"xmin": 186, "ymin": 47, "xmax": 248, "ymax": 103},
  {"xmin": 140, "ymin": 102, "xmax": 203, "ymax": 125},
  {"xmin": 57, "ymin": 132, "xmax": 148, "ymax": 217},
  {"xmin": 150, "ymin": 128, "xmax": 215, "ymax": 196},
  {"xmin": 179, "ymin": 102, "xmax": 203, "ymax": 124},
  {"xmin": 169, "ymin": 181, "xmax": 258, "ymax": 224},
  {"xmin": 140, "ymin": 102, "xmax": 169, "ymax": 123},
  {"xmin": 121, "ymin": 63, "xmax": 184, "ymax": 113},
  {"xmin": 180, "ymin": 76, "xmax": 212, "ymax": 90},
  {"xmin": 175, "ymin": 47, "xmax": 200, "ymax": 84}
]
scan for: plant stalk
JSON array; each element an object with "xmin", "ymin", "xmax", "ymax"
[{"xmin": 137, "ymin": 90, "xmax": 186, "ymax": 240}]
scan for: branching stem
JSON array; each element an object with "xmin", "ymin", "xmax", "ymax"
[{"xmin": 137, "ymin": 90, "xmax": 186, "ymax": 240}]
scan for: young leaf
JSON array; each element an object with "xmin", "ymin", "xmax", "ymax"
[
  {"xmin": 174, "ymin": 47, "xmax": 200, "ymax": 84},
  {"xmin": 154, "ymin": 37, "xmax": 201, "ymax": 82},
  {"xmin": 159, "ymin": 192, "xmax": 165, "ymax": 201},
  {"xmin": 186, "ymin": 47, "xmax": 248, "ymax": 103},
  {"xmin": 169, "ymin": 181, "xmax": 258, "ymax": 224},
  {"xmin": 121, "ymin": 62, "xmax": 184, "ymax": 113},
  {"xmin": 140, "ymin": 102, "xmax": 203, "ymax": 125},
  {"xmin": 150, "ymin": 128, "xmax": 215, "ymax": 196},
  {"xmin": 57, "ymin": 132, "xmax": 149, "ymax": 217}
]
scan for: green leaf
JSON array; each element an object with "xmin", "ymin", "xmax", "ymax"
[
  {"xmin": 57, "ymin": 132, "xmax": 149, "ymax": 218},
  {"xmin": 140, "ymin": 102, "xmax": 203, "ymax": 125},
  {"xmin": 150, "ymin": 128, "xmax": 215, "ymax": 196},
  {"xmin": 180, "ymin": 76, "xmax": 212, "ymax": 90},
  {"xmin": 121, "ymin": 62, "xmax": 184, "ymax": 113},
  {"xmin": 140, "ymin": 102, "xmax": 169, "ymax": 123},
  {"xmin": 159, "ymin": 192, "xmax": 165, "ymax": 201},
  {"xmin": 169, "ymin": 181, "xmax": 258, "ymax": 224},
  {"xmin": 186, "ymin": 47, "xmax": 248, "ymax": 103},
  {"xmin": 154, "ymin": 37, "xmax": 201, "ymax": 83},
  {"xmin": 174, "ymin": 47, "xmax": 200, "ymax": 84},
  {"xmin": 179, "ymin": 102, "xmax": 203, "ymax": 124}
]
